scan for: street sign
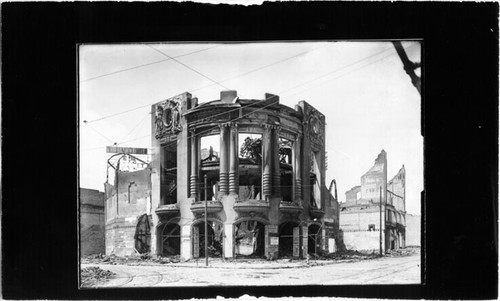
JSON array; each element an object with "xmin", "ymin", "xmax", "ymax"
[{"xmin": 106, "ymin": 146, "xmax": 148, "ymax": 155}]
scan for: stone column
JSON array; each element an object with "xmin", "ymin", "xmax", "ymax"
[
  {"xmin": 262, "ymin": 125, "xmax": 273, "ymax": 199},
  {"xmin": 265, "ymin": 224, "xmax": 278, "ymax": 259},
  {"xmin": 223, "ymin": 224, "xmax": 234, "ymax": 258},
  {"xmin": 301, "ymin": 226, "xmax": 308, "ymax": 258},
  {"xmin": 181, "ymin": 224, "xmax": 193, "ymax": 260},
  {"xmin": 229, "ymin": 124, "xmax": 239, "ymax": 195},
  {"xmin": 219, "ymin": 124, "xmax": 229, "ymax": 196},
  {"xmin": 272, "ymin": 127, "xmax": 281, "ymax": 197},
  {"xmin": 293, "ymin": 133, "xmax": 302, "ymax": 202},
  {"xmin": 190, "ymin": 131, "xmax": 199, "ymax": 200}
]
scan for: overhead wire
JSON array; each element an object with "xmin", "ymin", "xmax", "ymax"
[
  {"xmin": 284, "ymin": 43, "xmax": 419, "ymax": 99},
  {"xmin": 187, "ymin": 43, "xmax": 329, "ymax": 94},
  {"xmin": 82, "ymin": 121, "xmax": 115, "ymax": 144},
  {"xmin": 82, "ymin": 43, "xmax": 418, "ymax": 155},
  {"xmin": 82, "ymin": 43, "xmax": 328, "ymax": 124},
  {"xmin": 278, "ymin": 45, "xmax": 395, "ymax": 96},
  {"xmin": 147, "ymin": 45, "xmax": 234, "ymax": 93},
  {"xmin": 80, "ymin": 44, "xmax": 221, "ymax": 83},
  {"xmin": 81, "ymin": 95, "xmax": 279, "ymax": 152},
  {"xmin": 120, "ymin": 111, "xmax": 150, "ymax": 142}
]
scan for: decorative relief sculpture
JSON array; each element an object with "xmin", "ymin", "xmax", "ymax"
[
  {"xmin": 155, "ymin": 97, "xmax": 183, "ymax": 139},
  {"xmin": 307, "ymin": 110, "xmax": 324, "ymax": 147}
]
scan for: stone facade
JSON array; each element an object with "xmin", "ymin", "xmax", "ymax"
[
  {"xmin": 146, "ymin": 91, "xmax": 340, "ymax": 260},
  {"xmin": 80, "ymin": 188, "xmax": 105, "ymax": 256},
  {"xmin": 104, "ymin": 167, "xmax": 153, "ymax": 256},
  {"xmin": 340, "ymin": 151, "xmax": 407, "ymax": 252}
]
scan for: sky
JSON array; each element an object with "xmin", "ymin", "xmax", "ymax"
[{"xmin": 79, "ymin": 41, "xmax": 422, "ymax": 215}]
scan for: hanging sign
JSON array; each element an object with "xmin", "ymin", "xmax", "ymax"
[{"xmin": 106, "ymin": 146, "xmax": 148, "ymax": 155}]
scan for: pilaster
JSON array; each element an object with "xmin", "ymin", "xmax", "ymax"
[
  {"xmin": 190, "ymin": 131, "xmax": 199, "ymax": 200},
  {"xmin": 219, "ymin": 124, "xmax": 230, "ymax": 196},
  {"xmin": 229, "ymin": 124, "xmax": 239, "ymax": 195}
]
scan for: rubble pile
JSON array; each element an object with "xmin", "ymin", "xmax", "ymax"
[
  {"xmin": 322, "ymin": 250, "xmax": 381, "ymax": 261},
  {"xmin": 385, "ymin": 246, "xmax": 420, "ymax": 257},
  {"xmin": 82, "ymin": 253, "xmax": 183, "ymax": 265},
  {"xmin": 81, "ymin": 266, "xmax": 115, "ymax": 286}
]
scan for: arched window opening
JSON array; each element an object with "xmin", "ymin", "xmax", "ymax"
[
  {"xmin": 134, "ymin": 214, "xmax": 151, "ymax": 254},
  {"xmin": 234, "ymin": 220, "xmax": 266, "ymax": 258},
  {"xmin": 192, "ymin": 221, "xmax": 224, "ymax": 258},
  {"xmin": 161, "ymin": 223, "xmax": 180, "ymax": 256}
]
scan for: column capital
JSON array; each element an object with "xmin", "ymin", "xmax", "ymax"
[
  {"xmin": 264, "ymin": 124, "xmax": 280, "ymax": 131},
  {"xmin": 274, "ymin": 126, "xmax": 282, "ymax": 136}
]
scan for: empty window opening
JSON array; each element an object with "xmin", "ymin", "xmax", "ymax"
[
  {"xmin": 279, "ymin": 138, "xmax": 293, "ymax": 202},
  {"xmin": 310, "ymin": 152, "xmax": 321, "ymax": 208},
  {"xmin": 134, "ymin": 214, "xmax": 151, "ymax": 254},
  {"xmin": 193, "ymin": 221, "xmax": 224, "ymax": 258},
  {"xmin": 161, "ymin": 143, "xmax": 177, "ymax": 205},
  {"xmin": 200, "ymin": 135, "xmax": 221, "ymax": 201},
  {"xmin": 308, "ymin": 224, "xmax": 322, "ymax": 256},
  {"xmin": 279, "ymin": 222, "xmax": 300, "ymax": 258},
  {"xmin": 238, "ymin": 133, "xmax": 262, "ymax": 200},
  {"xmin": 161, "ymin": 223, "xmax": 180, "ymax": 256},
  {"xmin": 235, "ymin": 220, "xmax": 265, "ymax": 258}
]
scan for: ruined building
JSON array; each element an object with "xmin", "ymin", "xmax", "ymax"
[
  {"xmin": 104, "ymin": 154, "xmax": 153, "ymax": 256},
  {"xmin": 80, "ymin": 188, "xmax": 105, "ymax": 256},
  {"xmin": 103, "ymin": 90, "xmax": 340, "ymax": 259},
  {"xmin": 339, "ymin": 150, "xmax": 406, "ymax": 252}
]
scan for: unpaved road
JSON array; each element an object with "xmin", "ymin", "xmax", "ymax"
[{"xmin": 81, "ymin": 254, "xmax": 420, "ymax": 287}]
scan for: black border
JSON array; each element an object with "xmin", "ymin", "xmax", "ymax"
[{"xmin": 2, "ymin": 2, "xmax": 498, "ymax": 300}]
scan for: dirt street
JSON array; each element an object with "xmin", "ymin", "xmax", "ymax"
[{"xmin": 81, "ymin": 251, "xmax": 420, "ymax": 287}]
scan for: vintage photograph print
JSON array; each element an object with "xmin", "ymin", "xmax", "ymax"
[{"xmin": 78, "ymin": 41, "xmax": 422, "ymax": 287}]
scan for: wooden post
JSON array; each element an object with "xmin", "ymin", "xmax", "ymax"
[
  {"xmin": 379, "ymin": 186, "xmax": 383, "ymax": 255},
  {"xmin": 204, "ymin": 174, "xmax": 208, "ymax": 266}
]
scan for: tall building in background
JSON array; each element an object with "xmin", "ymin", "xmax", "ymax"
[{"xmin": 340, "ymin": 151, "xmax": 406, "ymax": 252}]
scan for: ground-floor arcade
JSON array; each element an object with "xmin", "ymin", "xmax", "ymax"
[{"xmin": 153, "ymin": 218, "xmax": 336, "ymax": 260}]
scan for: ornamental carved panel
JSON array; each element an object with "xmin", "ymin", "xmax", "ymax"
[
  {"xmin": 155, "ymin": 96, "xmax": 184, "ymax": 139},
  {"xmin": 307, "ymin": 110, "xmax": 324, "ymax": 148}
]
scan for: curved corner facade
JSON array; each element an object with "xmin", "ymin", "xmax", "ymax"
[{"xmin": 107, "ymin": 90, "xmax": 340, "ymax": 259}]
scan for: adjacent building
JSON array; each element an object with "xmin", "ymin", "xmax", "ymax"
[
  {"xmin": 103, "ymin": 91, "xmax": 340, "ymax": 260},
  {"xmin": 80, "ymin": 188, "xmax": 106, "ymax": 256},
  {"xmin": 339, "ymin": 151, "xmax": 406, "ymax": 252}
]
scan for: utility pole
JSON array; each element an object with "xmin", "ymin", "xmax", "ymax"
[
  {"xmin": 204, "ymin": 174, "xmax": 208, "ymax": 267},
  {"xmin": 379, "ymin": 186, "xmax": 383, "ymax": 256}
]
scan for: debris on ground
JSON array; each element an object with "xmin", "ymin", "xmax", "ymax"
[
  {"xmin": 81, "ymin": 266, "xmax": 115, "ymax": 287},
  {"xmin": 81, "ymin": 247, "xmax": 419, "ymax": 266},
  {"xmin": 81, "ymin": 253, "xmax": 182, "ymax": 265},
  {"xmin": 321, "ymin": 249, "xmax": 381, "ymax": 261},
  {"xmin": 385, "ymin": 246, "xmax": 420, "ymax": 257}
]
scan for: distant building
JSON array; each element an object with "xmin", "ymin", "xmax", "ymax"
[
  {"xmin": 79, "ymin": 188, "xmax": 105, "ymax": 256},
  {"xmin": 405, "ymin": 213, "xmax": 421, "ymax": 246},
  {"xmin": 340, "ymin": 151, "xmax": 407, "ymax": 252},
  {"xmin": 102, "ymin": 90, "xmax": 340, "ymax": 259}
]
